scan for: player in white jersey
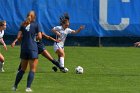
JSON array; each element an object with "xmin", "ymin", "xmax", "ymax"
[
  {"xmin": 0, "ymin": 20, "xmax": 7, "ymax": 72},
  {"xmin": 52, "ymin": 14, "xmax": 85, "ymax": 71},
  {"xmin": 134, "ymin": 41, "xmax": 140, "ymax": 47}
]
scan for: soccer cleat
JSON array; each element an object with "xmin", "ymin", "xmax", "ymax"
[
  {"xmin": 60, "ymin": 67, "xmax": 69, "ymax": 73},
  {"xmin": 12, "ymin": 86, "xmax": 17, "ymax": 91},
  {"xmin": 1, "ymin": 67, "xmax": 5, "ymax": 72},
  {"xmin": 52, "ymin": 66, "xmax": 58, "ymax": 72},
  {"xmin": 25, "ymin": 88, "xmax": 32, "ymax": 92}
]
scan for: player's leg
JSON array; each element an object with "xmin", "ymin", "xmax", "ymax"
[
  {"xmin": 38, "ymin": 42, "xmax": 60, "ymax": 71},
  {"xmin": 41, "ymin": 50, "xmax": 64, "ymax": 70},
  {"xmin": 26, "ymin": 50, "xmax": 38, "ymax": 92},
  {"xmin": 13, "ymin": 59, "xmax": 28, "ymax": 91},
  {"xmin": 134, "ymin": 41, "xmax": 140, "ymax": 47},
  {"xmin": 17, "ymin": 59, "xmax": 22, "ymax": 72},
  {"xmin": 26, "ymin": 59, "xmax": 38, "ymax": 92},
  {"xmin": 25, "ymin": 59, "xmax": 38, "ymax": 92},
  {"xmin": 0, "ymin": 53, "xmax": 5, "ymax": 72},
  {"xmin": 56, "ymin": 48, "xmax": 65, "ymax": 68},
  {"xmin": 13, "ymin": 50, "xmax": 29, "ymax": 91},
  {"xmin": 53, "ymin": 44, "xmax": 68, "ymax": 72},
  {"xmin": 41, "ymin": 49, "xmax": 53, "ymax": 61},
  {"xmin": 17, "ymin": 62, "xmax": 21, "ymax": 71},
  {"xmin": 56, "ymin": 49, "xmax": 68, "ymax": 73},
  {"xmin": 54, "ymin": 44, "xmax": 65, "ymax": 67}
]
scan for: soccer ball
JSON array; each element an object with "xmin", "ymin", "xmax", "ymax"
[{"xmin": 75, "ymin": 66, "xmax": 83, "ymax": 74}]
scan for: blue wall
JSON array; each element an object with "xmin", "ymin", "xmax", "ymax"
[{"xmin": 0, "ymin": 0, "xmax": 140, "ymax": 37}]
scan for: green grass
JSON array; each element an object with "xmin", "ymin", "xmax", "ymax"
[{"xmin": 1, "ymin": 46, "xmax": 140, "ymax": 93}]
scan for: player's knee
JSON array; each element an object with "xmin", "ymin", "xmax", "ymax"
[
  {"xmin": 30, "ymin": 63, "xmax": 37, "ymax": 72},
  {"xmin": 30, "ymin": 68, "xmax": 36, "ymax": 72},
  {"xmin": 0, "ymin": 57, "xmax": 4, "ymax": 62},
  {"xmin": 59, "ymin": 53, "xmax": 65, "ymax": 57}
]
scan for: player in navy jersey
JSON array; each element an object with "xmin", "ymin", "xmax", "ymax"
[
  {"xmin": 12, "ymin": 11, "xmax": 42, "ymax": 92},
  {"xmin": 11, "ymin": 32, "xmax": 66, "ymax": 72},
  {"xmin": 52, "ymin": 13, "xmax": 85, "ymax": 71},
  {"xmin": 0, "ymin": 20, "xmax": 7, "ymax": 72}
]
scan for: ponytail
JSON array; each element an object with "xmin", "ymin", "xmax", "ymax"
[
  {"xmin": 22, "ymin": 16, "xmax": 31, "ymax": 26},
  {"xmin": 22, "ymin": 11, "xmax": 36, "ymax": 27}
]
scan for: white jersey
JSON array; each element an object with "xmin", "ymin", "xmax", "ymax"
[
  {"xmin": 53, "ymin": 26, "xmax": 73, "ymax": 47},
  {"xmin": 0, "ymin": 30, "xmax": 4, "ymax": 38}
]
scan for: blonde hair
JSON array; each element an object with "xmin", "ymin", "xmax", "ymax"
[{"xmin": 22, "ymin": 11, "xmax": 36, "ymax": 26}]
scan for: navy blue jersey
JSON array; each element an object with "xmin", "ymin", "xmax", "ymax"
[{"xmin": 20, "ymin": 22, "xmax": 41, "ymax": 52}]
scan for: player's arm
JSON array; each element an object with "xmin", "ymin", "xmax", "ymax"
[
  {"xmin": 11, "ymin": 31, "xmax": 22, "ymax": 48},
  {"xmin": 71, "ymin": 25, "xmax": 85, "ymax": 34},
  {"xmin": 42, "ymin": 32, "xmax": 60, "ymax": 42},
  {"xmin": 134, "ymin": 41, "xmax": 140, "ymax": 47},
  {"xmin": 0, "ymin": 38, "xmax": 7, "ymax": 50},
  {"xmin": 52, "ymin": 28, "xmax": 61, "ymax": 36},
  {"xmin": 36, "ymin": 32, "xmax": 42, "ymax": 40}
]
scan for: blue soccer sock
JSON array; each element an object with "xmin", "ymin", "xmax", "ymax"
[
  {"xmin": 14, "ymin": 70, "xmax": 25, "ymax": 87},
  {"xmin": 17, "ymin": 63, "xmax": 21, "ymax": 71},
  {"xmin": 51, "ymin": 59, "xmax": 64, "ymax": 69},
  {"xmin": 27, "ymin": 71, "xmax": 34, "ymax": 88}
]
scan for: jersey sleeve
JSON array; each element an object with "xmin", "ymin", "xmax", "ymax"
[
  {"xmin": 2, "ymin": 31, "xmax": 4, "ymax": 36},
  {"xmin": 0, "ymin": 30, "xmax": 4, "ymax": 38},
  {"xmin": 19, "ymin": 26, "xmax": 24, "ymax": 32},
  {"xmin": 53, "ymin": 26, "xmax": 60, "ymax": 31},
  {"xmin": 36, "ymin": 23, "xmax": 42, "ymax": 33},
  {"xmin": 67, "ymin": 28, "xmax": 73, "ymax": 34}
]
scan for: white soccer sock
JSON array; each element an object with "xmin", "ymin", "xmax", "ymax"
[
  {"xmin": 59, "ymin": 57, "xmax": 64, "ymax": 67},
  {"xmin": 2, "ymin": 62, "xmax": 4, "ymax": 68},
  {"xmin": 1, "ymin": 62, "xmax": 4, "ymax": 72},
  {"xmin": 0, "ymin": 62, "xmax": 4, "ymax": 72}
]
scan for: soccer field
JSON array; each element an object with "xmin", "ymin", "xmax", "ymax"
[{"xmin": 0, "ymin": 46, "xmax": 140, "ymax": 93}]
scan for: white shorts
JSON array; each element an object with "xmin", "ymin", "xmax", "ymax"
[{"xmin": 53, "ymin": 43, "xmax": 64, "ymax": 52}]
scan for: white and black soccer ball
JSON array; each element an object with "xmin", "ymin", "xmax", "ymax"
[{"xmin": 75, "ymin": 66, "xmax": 84, "ymax": 74}]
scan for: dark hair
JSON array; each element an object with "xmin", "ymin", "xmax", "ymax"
[
  {"xmin": 60, "ymin": 13, "xmax": 70, "ymax": 25},
  {"xmin": 0, "ymin": 20, "xmax": 6, "ymax": 26},
  {"xmin": 61, "ymin": 19, "xmax": 69, "ymax": 25}
]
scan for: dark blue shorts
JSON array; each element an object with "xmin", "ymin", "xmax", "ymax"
[
  {"xmin": 37, "ymin": 42, "xmax": 46, "ymax": 54},
  {"xmin": 20, "ymin": 50, "xmax": 38, "ymax": 59}
]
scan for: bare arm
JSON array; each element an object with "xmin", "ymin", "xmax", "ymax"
[
  {"xmin": 11, "ymin": 31, "xmax": 22, "ymax": 48},
  {"xmin": 42, "ymin": 32, "xmax": 60, "ymax": 42},
  {"xmin": 71, "ymin": 25, "xmax": 85, "ymax": 34},
  {"xmin": 52, "ymin": 29, "xmax": 61, "ymax": 36},
  {"xmin": 0, "ymin": 38, "xmax": 7, "ymax": 50},
  {"xmin": 134, "ymin": 41, "xmax": 140, "ymax": 47},
  {"xmin": 0, "ymin": 38, "xmax": 6, "ymax": 46},
  {"xmin": 36, "ymin": 32, "xmax": 42, "ymax": 40}
]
